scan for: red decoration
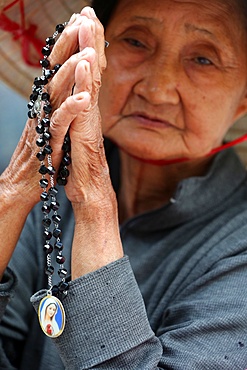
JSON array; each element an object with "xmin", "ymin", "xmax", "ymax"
[
  {"xmin": 0, "ymin": 0, "xmax": 43, "ymax": 66},
  {"xmin": 46, "ymin": 323, "xmax": 53, "ymax": 335},
  {"xmin": 119, "ymin": 134, "xmax": 247, "ymax": 166}
]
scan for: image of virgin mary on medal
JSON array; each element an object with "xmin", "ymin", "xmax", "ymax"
[{"xmin": 38, "ymin": 296, "xmax": 65, "ymax": 338}]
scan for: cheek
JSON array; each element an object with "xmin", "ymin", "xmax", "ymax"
[
  {"xmin": 180, "ymin": 93, "xmax": 231, "ymax": 156},
  {"xmin": 184, "ymin": 87, "xmax": 234, "ymax": 134},
  {"xmin": 99, "ymin": 66, "xmax": 133, "ymax": 134},
  {"xmin": 183, "ymin": 69, "xmax": 246, "ymax": 134}
]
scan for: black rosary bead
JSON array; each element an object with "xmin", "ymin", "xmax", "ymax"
[
  {"xmin": 41, "ymin": 92, "xmax": 50, "ymax": 101},
  {"xmin": 62, "ymin": 141, "xmax": 71, "ymax": 152},
  {"xmin": 54, "ymin": 64, "xmax": 62, "ymax": 72},
  {"xmin": 27, "ymin": 101, "xmax": 34, "ymax": 110},
  {"xmin": 36, "ymin": 125, "xmax": 44, "ymax": 134},
  {"xmin": 58, "ymin": 281, "xmax": 69, "ymax": 292},
  {"xmin": 42, "ymin": 218, "xmax": 52, "ymax": 228},
  {"xmin": 56, "ymin": 255, "xmax": 66, "ymax": 264},
  {"xmin": 62, "ymin": 155, "xmax": 71, "ymax": 166},
  {"xmin": 51, "ymin": 285, "xmax": 59, "ymax": 296},
  {"xmin": 45, "ymin": 265, "xmax": 54, "ymax": 276},
  {"xmin": 47, "ymin": 166, "xmax": 56, "ymax": 176},
  {"xmin": 43, "ymin": 145, "xmax": 53, "ymax": 155},
  {"xmin": 33, "ymin": 77, "xmax": 41, "ymax": 86},
  {"xmin": 36, "ymin": 137, "xmax": 46, "ymax": 147},
  {"xmin": 42, "ymin": 46, "xmax": 51, "ymax": 56},
  {"xmin": 58, "ymin": 268, "xmax": 67, "ymax": 278},
  {"xmin": 40, "ymin": 178, "xmax": 49, "ymax": 188},
  {"xmin": 41, "ymin": 118, "xmax": 50, "ymax": 127},
  {"xmin": 43, "ymin": 243, "xmax": 53, "ymax": 254},
  {"xmin": 39, "ymin": 165, "xmax": 48, "ymax": 175},
  {"xmin": 52, "ymin": 214, "xmax": 62, "ymax": 224},
  {"xmin": 42, "ymin": 204, "xmax": 51, "ymax": 214},
  {"xmin": 30, "ymin": 92, "xmax": 39, "ymax": 101},
  {"xmin": 59, "ymin": 168, "xmax": 69, "ymax": 178},
  {"xmin": 34, "ymin": 76, "xmax": 48, "ymax": 86},
  {"xmin": 50, "ymin": 201, "xmax": 60, "ymax": 211},
  {"xmin": 28, "ymin": 110, "xmax": 37, "ymax": 119},
  {"xmin": 43, "ymin": 230, "xmax": 52, "ymax": 241},
  {"xmin": 54, "ymin": 240, "xmax": 63, "ymax": 251},
  {"xmin": 56, "ymin": 24, "xmax": 65, "ymax": 33},
  {"xmin": 48, "ymin": 186, "xmax": 58, "ymax": 196},
  {"xmin": 36, "ymin": 151, "xmax": 46, "ymax": 161},
  {"xmin": 57, "ymin": 177, "xmax": 67, "ymax": 186},
  {"xmin": 43, "ymin": 104, "xmax": 52, "ymax": 114},
  {"xmin": 44, "ymin": 69, "xmax": 54, "ymax": 79},
  {"xmin": 46, "ymin": 36, "xmax": 56, "ymax": 46},
  {"xmin": 43, "ymin": 131, "xmax": 52, "ymax": 141},
  {"xmin": 40, "ymin": 58, "xmax": 50, "ymax": 68},
  {"xmin": 53, "ymin": 228, "xmax": 61, "ymax": 238},
  {"xmin": 40, "ymin": 191, "xmax": 49, "ymax": 202}
]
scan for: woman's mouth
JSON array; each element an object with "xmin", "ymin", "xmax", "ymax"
[{"xmin": 129, "ymin": 113, "xmax": 172, "ymax": 129}]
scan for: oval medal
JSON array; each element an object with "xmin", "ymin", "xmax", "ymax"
[{"xmin": 38, "ymin": 295, "xmax": 65, "ymax": 338}]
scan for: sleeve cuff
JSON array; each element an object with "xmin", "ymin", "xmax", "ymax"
[
  {"xmin": 31, "ymin": 256, "xmax": 154, "ymax": 368},
  {"xmin": 0, "ymin": 267, "xmax": 17, "ymax": 322},
  {"xmin": 0, "ymin": 267, "xmax": 17, "ymax": 298}
]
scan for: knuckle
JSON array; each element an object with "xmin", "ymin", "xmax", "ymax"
[{"xmin": 83, "ymin": 47, "xmax": 97, "ymax": 60}]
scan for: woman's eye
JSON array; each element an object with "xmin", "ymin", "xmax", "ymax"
[
  {"xmin": 124, "ymin": 38, "xmax": 145, "ymax": 48},
  {"xmin": 194, "ymin": 56, "xmax": 213, "ymax": 66}
]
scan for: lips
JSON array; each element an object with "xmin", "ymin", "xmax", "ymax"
[{"xmin": 128, "ymin": 112, "xmax": 173, "ymax": 128}]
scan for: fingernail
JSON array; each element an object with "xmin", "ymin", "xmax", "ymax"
[
  {"xmin": 89, "ymin": 7, "xmax": 96, "ymax": 17},
  {"xmin": 68, "ymin": 13, "xmax": 79, "ymax": 25}
]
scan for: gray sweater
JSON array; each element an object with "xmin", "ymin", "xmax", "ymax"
[{"xmin": 1, "ymin": 148, "xmax": 247, "ymax": 369}]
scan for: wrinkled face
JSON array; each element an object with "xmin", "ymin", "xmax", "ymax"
[
  {"xmin": 46, "ymin": 304, "xmax": 56, "ymax": 318},
  {"xmin": 99, "ymin": 0, "xmax": 247, "ymax": 161}
]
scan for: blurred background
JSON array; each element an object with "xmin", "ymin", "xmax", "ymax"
[{"xmin": 0, "ymin": 81, "xmax": 27, "ymax": 173}]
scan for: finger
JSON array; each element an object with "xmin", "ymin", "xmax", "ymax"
[
  {"xmin": 77, "ymin": 24, "xmax": 104, "ymax": 105},
  {"xmin": 49, "ymin": 92, "xmax": 91, "ymax": 161},
  {"xmin": 48, "ymin": 48, "xmax": 95, "ymax": 107},
  {"xmin": 73, "ymin": 50, "xmax": 94, "ymax": 96},
  {"xmin": 78, "ymin": 15, "xmax": 96, "ymax": 51},
  {"xmin": 48, "ymin": 25, "xmax": 79, "ymax": 69},
  {"xmin": 47, "ymin": 13, "xmax": 93, "ymax": 69},
  {"xmin": 79, "ymin": 8, "xmax": 107, "ymax": 72}
]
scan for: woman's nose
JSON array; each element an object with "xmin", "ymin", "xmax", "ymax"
[{"xmin": 133, "ymin": 61, "xmax": 180, "ymax": 106}]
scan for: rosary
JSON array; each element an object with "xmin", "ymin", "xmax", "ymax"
[
  {"xmin": 28, "ymin": 19, "xmax": 109, "ymax": 339},
  {"xmin": 27, "ymin": 22, "xmax": 70, "ymax": 338},
  {"xmin": 27, "ymin": 18, "xmax": 109, "ymax": 338}
]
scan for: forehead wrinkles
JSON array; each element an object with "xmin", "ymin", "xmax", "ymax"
[
  {"xmin": 166, "ymin": 0, "xmax": 238, "ymax": 25},
  {"xmin": 111, "ymin": 0, "xmax": 240, "ymax": 30},
  {"xmin": 111, "ymin": 0, "xmax": 246, "ymax": 45}
]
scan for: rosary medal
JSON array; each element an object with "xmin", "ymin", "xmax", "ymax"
[{"xmin": 38, "ymin": 295, "xmax": 66, "ymax": 338}]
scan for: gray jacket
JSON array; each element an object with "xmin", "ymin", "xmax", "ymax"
[{"xmin": 1, "ymin": 148, "xmax": 247, "ymax": 369}]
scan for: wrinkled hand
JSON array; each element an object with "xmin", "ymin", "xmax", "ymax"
[
  {"xmin": 46, "ymin": 7, "xmax": 123, "ymax": 276},
  {"xmin": 1, "ymin": 7, "xmax": 107, "ymax": 207},
  {"xmin": 0, "ymin": 7, "xmax": 123, "ymax": 278},
  {"xmin": 47, "ymin": 7, "xmax": 113, "ymax": 206}
]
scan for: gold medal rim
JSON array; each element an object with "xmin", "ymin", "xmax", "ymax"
[{"xmin": 38, "ymin": 295, "xmax": 66, "ymax": 338}]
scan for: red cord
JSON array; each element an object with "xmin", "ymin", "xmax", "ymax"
[{"xmin": 119, "ymin": 134, "xmax": 247, "ymax": 166}]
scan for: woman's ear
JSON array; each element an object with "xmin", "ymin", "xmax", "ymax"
[{"xmin": 234, "ymin": 90, "xmax": 247, "ymax": 121}]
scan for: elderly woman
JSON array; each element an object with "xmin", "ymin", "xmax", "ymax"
[{"xmin": 1, "ymin": 0, "xmax": 247, "ymax": 368}]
